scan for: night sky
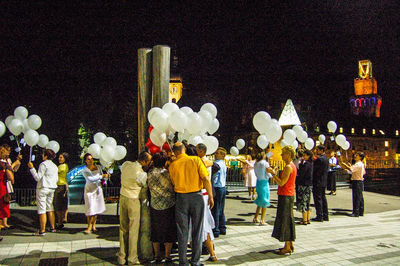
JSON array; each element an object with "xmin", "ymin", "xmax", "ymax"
[{"xmin": 1, "ymin": 1, "xmax": 399, "ymax": 160}]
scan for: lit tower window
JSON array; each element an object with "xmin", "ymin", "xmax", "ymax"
[
  {"xmin": 351, "ymin": 128, "xmax": 355, "ymax": 134},
  {"xmin": 385, "ymin": 151, "xmax": 389, "ymax": 156},
  {"xmin": 372, "ymin": 129, "xmax": 376, "ymax": 135},
  {"xmin": 384, "ymin": 141, "xmax": 389, "ymax": 147},
  {"xmin": 363, "ymin": 128, "xmax": 366, "ymax": 134},
  {"xmin": 396, "ymin": 130, "xmax": 399, "ymax": 136},
  {"xmin": 339, "ymin": 127, "xmax": 343, "ymax": 133}
]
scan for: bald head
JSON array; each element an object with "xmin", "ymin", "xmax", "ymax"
[{"xmin": 172, "ymin": 142, "xmax": 186, "ymax": 155}]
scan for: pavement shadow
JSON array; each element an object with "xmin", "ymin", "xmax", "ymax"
[
  {"xmin": 79, "ymin": 247, "xmax": 119, "ymax": 265},
  {"xmin": 330, "ymin": 208, "xmax": 352, "ymax": 216},
  {"xmin": 0, "ymin": 250, "xmax": 70, "ymax": 265},
  {"xmin": 213, "ymin": 247, "xmax": 283, "ymax": 265}
]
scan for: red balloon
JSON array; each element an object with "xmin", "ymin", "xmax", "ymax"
[
  {"xmin": 149, "ymin": 145, "xmax": 161, "ymax": 154},
  {"xmin": 148, "ymin": 126, "xmax": 154, "ymax": 134},
  {"xmin": 145, "ymin": 138, "xmax": 153, "ymax": 148},
  {"xmin": 162, "ymin": 142, "xmax": 170, "ymax": 151}
]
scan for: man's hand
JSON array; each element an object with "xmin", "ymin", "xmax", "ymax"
[
  {"xmin": 208, "ymin": 196, "xmax": 214, "ymax": 209},
  {"xmin": 27, "ymin": 162, "xmax": 34, "ymax": 169}
]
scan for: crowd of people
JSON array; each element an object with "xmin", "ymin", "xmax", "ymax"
[{"xmin": 0, "ymin": 140, "xmax": 366, "ymax": 264}]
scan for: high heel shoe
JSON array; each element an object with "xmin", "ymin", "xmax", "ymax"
[{"xmin": 275, "ymin": 248, "xmax": 292, "ymax": 255}]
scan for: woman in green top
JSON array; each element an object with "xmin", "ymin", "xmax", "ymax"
[{"xmin": 54, "ymin": 152, "xmax": 69, "ymax": 229}]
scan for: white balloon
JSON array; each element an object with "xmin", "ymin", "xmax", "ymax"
[
  {"xmin": 162, "ymin": 102, "xmax": 179, "ymax": 116},
  {"xmin": 236, "ymin": 139, "xmax": 245, "ymax": 150},
  {"xmin": 327, "ymin": 121, "xmax": 337, "ymax": 133},
  {"xmin": 94, "ymin": 132, "xmax": 107, "ymax": 145},
  {"xmin": 266, "ymin": 122, "xmax": 282, "ymax": 143},
  {"xmin": 318, "ymin": 134, "xmax": 326, "ymax": 144},
  {"xmin": 46, "ymin": 140, "xmax": 60, "ymax": 153},
  {"xmin": 291, "ymin": 140, "xmax": 299, "ymax": 150},
  {"xmin": 27, "ymin": 114, "xmax": 42, "ymax": 130},
  {"xmin": 335, "ymin": 134, "xmax": 346, "ymax": 147},
  {"xmin": 198, "ymin": 110, "xmax": 212, "ymax": 131},
  {"xmin": 187, "ymin": 112, "xmax": 203, "ymax": 135},
  {"xmin": 149, "ymin": 108, "xmax": 169, "ymax": 132},
  {"xmin": 202, "ymin": 136, "xmax": 219, "ymax": 155},
  {"xmin": 87, "ymin": 143, "xmax": 101, "ymax": 159},
  {"xmin": 24, "ymin": 129, "xmax": 39, "ymax": 147},
  {"xmin": 150, "ymin": 128, "xmax": 167, "ymax": 147},
  {"xmin": 180, "ymin": 106, "xmax": 193, "ymax": 116},
  {"xmin": 38, "ymin": 134, "xmax": 49, "ymax": 148},
  {"xmin": 178, "ymin": 130, "xmax": 190, "ymax": 142},
  {"xmin": 280, "ymin": 139, "xmax": 289, "ymax": 148},
  {"xmin": 22, "ymin": 119, "xmax": 30, "ymax": 133},
  {"xmin": 0, "ymin": 121, "xmax": 5, "ymax": 137},
  {"xmin": 283, "ymin": 129, "xmax": 296, "ymax": 144},
  {"xmin": 100, "ymin": 145, "xmax": 115, "ymax": 162},
  {"xmin": 148, "ymin": 107, "xmax": 162, "ymax": 122},
  {"xmin": 188, "ymin": 135, "xmax": 203, "ymax": 146},
  {"xmin": 257, "ymin": 135, "xmax": 269, "ymax": 149},
  {"xmin": 297, "ymin": 130, "xmax": 308, "ymax": 143},
  {"xmin": 208, "ymin": 118, "xmax": 219, "ymax": 135},
  {"xmin": 8, "ymin": 118, "xmax": 24, "ymax": 136},
  {"xmin": 292, "ymin": 125, "xmax": 303, "ymax": 136},
  {"xmin": 100, "ymin": 158, "xmax": 113, "ymax": 168},
  {"xmin": 230, "ymin": 146, "xmax": 239, "ymax": 156},
  {"xmin": 252, "ymin": 111, "xmax": 271, "ymax": 134},
  {"xmin": 14, "ymin": 106, "xmax": 28, "ymax": 120},
  {"xmin": 114, "ymin": 145, "xmax": 127, "ymax": 161},
  {"xmin": 200, "ymin": 103, "xmax": 217, "ymax": 119},
  {"xmin": 103, "ymin": 137, "xmax": 117, "ymax": 148},
  {"xmin": 169, "ymin": 109, "xmax": 188, "ymax": 133},
  {"xmin": 5, "ymin": 115, "xmax": 14, "ymax": 128},
  {"xmin": 305, "ymin": 138, "xmax": 315, "ymax": 150},
  {"xmin": 342, "ymin": 141, "xmax": 351, "ymax": 150}
]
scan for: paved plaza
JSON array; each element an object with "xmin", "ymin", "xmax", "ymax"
[{"xmin": 1, "ymin": 187, "xmax": 400, "ymax": 265}]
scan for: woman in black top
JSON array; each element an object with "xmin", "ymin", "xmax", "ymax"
[{"xmin": 295, "ymin": 150, "xmax": 313, "ymax": 225}]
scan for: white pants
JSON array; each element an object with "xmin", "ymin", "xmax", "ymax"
[{"xmin": 36, "ymin": 188, "xmax": 55, "ymax": 214}]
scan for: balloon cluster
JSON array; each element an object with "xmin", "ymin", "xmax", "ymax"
[
  {"xmin": 86, "ymin": 132, "xmax": 127, "ymax": 168},
  {"xmin": 229, "ymin": 139, "xmax": 245, "ymax": 156},
  {"xmin": 147, "ymin": 102, "xmax": 220, "ymax": 155},
  {"xmin": 2, "ymin": 106, "xmax": 60, "ymax": 154},
  {"xmin": 326, "ymin": 121, "xmax": 350, "ymax": 150},
  {"xmin": 280, "ymin": 125, "xmax": 314, "ymax": 150},
  {"xmin": 252, "ymin": 111, "xmax": 284, "ymax": 150}
]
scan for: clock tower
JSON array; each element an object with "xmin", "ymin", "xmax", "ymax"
[
  {"xmin": 350, "ymin": 60, "xmax": 382, "ymax": 117},
  {"xmin": 169, "ymin": 54, "xmax": 183, "ymax": 103}
]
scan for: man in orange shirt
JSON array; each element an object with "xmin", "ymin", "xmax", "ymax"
[{"xmin": 169, "ymin": 142, "xmax": 214, "ymax": 266}]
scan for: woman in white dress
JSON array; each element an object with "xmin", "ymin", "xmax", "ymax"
[{"xmin": 81, "ymin": 153, "xmax": 110, "ymax": 234}]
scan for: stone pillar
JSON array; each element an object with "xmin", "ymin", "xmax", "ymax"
[
  {"xmin": 137, "ymin": 48, "xmax": 153, "ymax": 154},
  {"xmin": 151, "ymin": 45, "xmax": 170, "ymax": 107}
]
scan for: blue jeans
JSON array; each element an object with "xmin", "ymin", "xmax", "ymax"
[{"xmin": 212, "ymin": 187, "xmax": 226, "ymax": 236}]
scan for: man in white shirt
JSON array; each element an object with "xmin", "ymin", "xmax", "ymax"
[{"xmin": 117, "ymin": 151, "xmax": 152, "ymax": 265}]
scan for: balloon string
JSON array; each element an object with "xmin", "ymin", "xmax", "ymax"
[
  {"xmin": 15, "ymin": 136, "xmax": 21, "ymax": 154},
  {"xmin": 29, "ymin": 146, "xmax": 33, "ymax": 161}
]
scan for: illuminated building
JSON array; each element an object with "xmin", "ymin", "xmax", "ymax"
[
  {"xmin": 169, "ymin": 54, "xmax": 183, "ymax": 103},
  {"xmin": 350, "ymin": 60, "xmax": 382, "ymax": 117}
]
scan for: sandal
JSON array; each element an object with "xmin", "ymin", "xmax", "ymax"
[
  {"xmin": 296, "ymin": 221, "xmax": 307, "ymax": 225},
  {"xmin": 207, "ymin": 256, "xmax": 218, "ymax": 262},
  {"xmin": 34, "ymin": 231, "xmax": 46, "ymax": 236},
  {"xmin": 259, "ymin": 221, "xmax": 267, "ymax": 226},
  {"xmin": 253, "ymin": 218, "xmax": 260, "ymax": 223},
  {"xmin": 83, "ymin": 229, "xmax": 92, "ymax": 234},
  {"xmin": 275, "ymin": 248, "xmax": 291, "ymax": 255}
]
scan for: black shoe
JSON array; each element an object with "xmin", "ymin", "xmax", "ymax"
[
  {"xmin": 349, "ymin": 214, "xmax": 359, "ymax": 217},
  {"xmin": 323, "ymin": 217, "xmax": 329, "ymax": 221},
  {"xmin": 220, "ymin": 231, "xmax": 226, "ymax": 235},
  {"xmin": 56, "ymin": 224, "xmax": 64, "ymax": 230},
  {"xmin": 0, "ymin": 236, "xmax": 3, "ymax": 241},
  {"xmin": 360, "ymin": 213, "xmax": 364, "ymax": 216},
  {"xmin": 165, "ymin": 257, "xmax": 173, "ymax": 263},
  {"xmin": 311, "ymin": 217, "xmax": 323, "ymax": 222}
]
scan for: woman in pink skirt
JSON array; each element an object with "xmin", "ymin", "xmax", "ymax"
[{"xmin": 241, "ymin": 155, "xmax": 257, "ymax": 200}]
